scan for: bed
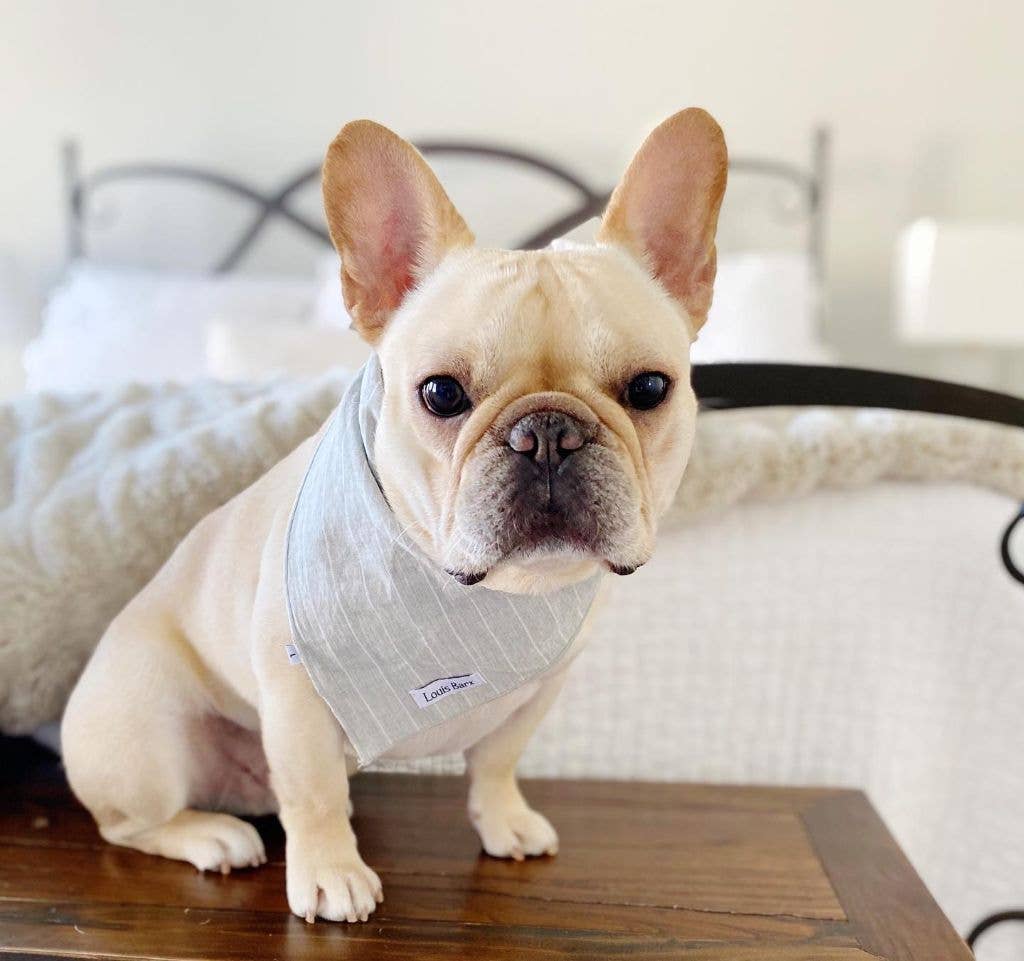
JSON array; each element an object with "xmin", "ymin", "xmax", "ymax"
[{"xmin": 5, "ymin": 130, "xmax": 1024, "ymax": 958}]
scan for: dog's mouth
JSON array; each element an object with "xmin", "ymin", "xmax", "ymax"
[
  {"xmin": 446, "ymin": 557, "xmax": 640, "ymax": 586},
  {"xmin": 443, "ymin": 445, "xmax": 647, "ymax": 586},
  {"xmin": 446, "ymin": 568, "xmax": 489, "ymax": 586}
]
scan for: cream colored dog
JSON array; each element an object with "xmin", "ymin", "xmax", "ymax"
[{"xmin": 62, "ymin": 108, "xmax": 727, "ymax": 923}]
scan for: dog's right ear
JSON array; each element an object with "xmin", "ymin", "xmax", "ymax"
[{"xmin": 322, "ymin": 121, "xmax": 474, "ymax": 345}]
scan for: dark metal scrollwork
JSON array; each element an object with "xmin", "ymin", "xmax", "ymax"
[{"xmin": 62, "ymin": 131, "xmax": 830, "ymax": 275}]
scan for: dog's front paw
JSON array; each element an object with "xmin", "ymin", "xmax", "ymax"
[
  {"xmin": 469, "ymin": 799, "xmax": 559, "ymax": 861},
  {"xmin": 286, "ymin": 843, "xmax": 383, "ymax": 923}
]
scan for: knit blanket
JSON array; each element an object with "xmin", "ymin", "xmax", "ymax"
[{"xmin": 2, "ymin": 371, "xmax": 1022, "ymax": 734}]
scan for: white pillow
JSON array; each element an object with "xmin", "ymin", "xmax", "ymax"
[
  {"xmin": 693, "ymin": 252, "xmax": 834, "ymax": 364},
  {"xmin": 206, "ymin": 317, "xmax": 369, "ymax": 380},
  {"xmin": 204, "ymin": 254, "xmax": 365, "ymax": 380},
  {"xmin": 24, "ymin": 251, "xmax": 831, "ymax": 392},
  {"xmin": 24, "ymin": 263, "xmax": 316, "ymax": 392},
  {"xmin": 310, "ymin": 253, "xmax": 354, "ymax": 329}
]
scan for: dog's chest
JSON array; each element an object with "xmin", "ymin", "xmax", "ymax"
[
  {"xmin": 372, "ymin": 621, "xmax": 589, "ymax": 762},
  {"xmin": 371, "ymin": 678, "xmax": 543, "ymax": 760},
  {"xmin": 285, "ymin": 360, "xmax": 601, "ymax": 766}
]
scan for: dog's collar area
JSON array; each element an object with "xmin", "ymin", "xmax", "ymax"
[{"xmin": 284, "ymin": 357, "xmax": 602, "ymax": 765}]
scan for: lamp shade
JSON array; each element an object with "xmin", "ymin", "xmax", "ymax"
[{"xmin": 894, "ymin": 219, "xmax": 1024, "ymax": 345}]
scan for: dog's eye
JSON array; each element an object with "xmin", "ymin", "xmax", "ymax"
[
  {"xmin": 625, "ymin": 372, "xmax": 671, "ymax": 411},
  {"xmin": 420, "ymin": 376, "xmax": 470, "ymax": 418}
]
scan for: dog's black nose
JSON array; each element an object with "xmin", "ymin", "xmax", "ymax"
[{"xmin": 508, "ymin": 411, "xmax": 593, "ymax": 467}]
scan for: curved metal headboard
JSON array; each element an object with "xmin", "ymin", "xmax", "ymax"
[{"xmin": 62, "ymin": 129, "xmax": 830, "ymax": 277}]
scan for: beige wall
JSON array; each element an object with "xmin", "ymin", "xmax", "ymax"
[{"xmin": 1, "ymin": 0, "xmax": 1022, "ymax": 385}]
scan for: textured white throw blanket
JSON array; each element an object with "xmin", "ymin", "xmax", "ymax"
[
  {"xmin": 2, "ymin": 370, "xmax": 1021, "ymax": 733},
  {"xmin": 2, "ymin": 372, "xmax": 1024, "ymax": 956}
]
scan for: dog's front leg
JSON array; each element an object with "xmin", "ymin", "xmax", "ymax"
[
  {"xmin": 465, "ymin": 670, "xmax": 568, "ymax": 860},
  {"xmin": 258, "ymin": 657, "xmax": 382, "ymax": 923}
]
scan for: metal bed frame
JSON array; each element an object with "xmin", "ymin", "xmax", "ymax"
[
  {"xmin": 62, "ymin": 129, "xmax": 831, "ymax": 280},
  {"xmin": 61, "ymin": 133, "xmax": 1023, "ymax": 952}
]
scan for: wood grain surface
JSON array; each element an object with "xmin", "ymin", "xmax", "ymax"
[{"xmin": 0, "ymin": 737, "xmax": 971, "ymax": 960}]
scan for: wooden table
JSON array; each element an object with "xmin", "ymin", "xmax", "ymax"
[{"xmin": 0, "ymin": 737, "xmax": 971, "ymax": 960}]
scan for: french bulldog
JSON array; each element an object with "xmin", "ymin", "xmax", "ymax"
[{"xmin": 61, "ymin": 108, "xmax": 727, "ymax": 923}]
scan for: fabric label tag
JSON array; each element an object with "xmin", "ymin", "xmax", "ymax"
[
  {"xmin": 285, "ymin": 643, "xmax": 302, "ymax": 665},
  {"xmin": 409, "ymin": 672, "xmax": 487, "ymax": 709}
]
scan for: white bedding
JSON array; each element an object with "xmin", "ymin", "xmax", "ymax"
[
  {"xmin": 552, "ymin": 482, "xmax": 1024, "ymax": 959},
  {"xmin": 4, "ymin": 372, "xmax": 1021, "ymax": 736},
  {"xmin": 21, "ymin": 263, "xmax": 317, "ymax": 392},
  {"xmin": 20, "ymin": 251, "xmax": 830, "ymax": 392},
  {"xmin": 690, "ymin": 251, "xmax": 834, "ymax": 364},
  {"xmin": 3, "ymin": 374, "xmax": 1023, "ymax": 957}
]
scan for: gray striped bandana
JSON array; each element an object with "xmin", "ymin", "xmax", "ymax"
[{"xmin": 285, "ymin": 356, "xmax": 602, "ymax": 766}]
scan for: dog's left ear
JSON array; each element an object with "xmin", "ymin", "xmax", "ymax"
[
  {"xmin": 322, "ymin": 120, "xmax": 475, "ymax": 344},
  {"xmin": 598, "ymin": 108, "xmax": 727, "ymax": 334}
]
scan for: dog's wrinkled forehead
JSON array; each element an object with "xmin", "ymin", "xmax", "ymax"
[{"xmin": 377, "ymin": 243, "xmax": 691, "ymax": 397}]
